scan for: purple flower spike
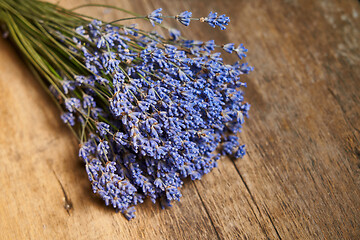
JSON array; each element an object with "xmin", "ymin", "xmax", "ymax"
[
  {"xmin": 169, "ymin": 28, "xmax": 181, "ymax": 40},
  {"xmin": 222, "ymin": 43, "xmax": 235, "ymax": 53},
  {"xmin": 234, "ymin": 44, "xmax": 248, "ymax": 59},
  {"xmin": 201, "ymin": 12, "xmax": 230, "ymax": 30},
  {"xmin": 176, "ymin": 11, "xmax": 192, "ymax": 26},
  {"xmin": 61, "ymin": 112, "xmax": 75, "ymax": 126},
  {"xmin": 148, "ymin": 8, "xmax": 163, "ymax": 26}
]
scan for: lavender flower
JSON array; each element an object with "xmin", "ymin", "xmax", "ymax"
[
  {"xmin": 62, "ymin": 79, "xmax": 75, "ymax": 94},
  {"xmin": 1, "ymin": 1, "xmax": 253, "ymax": 221},
  {"xmin": 223, "ymin": 43, "xmax": 235, "ymax": 53},
  {"xmin": 147, "ymin": 8, "xmax": 163, "ymax": 26},
  {"xmin": 176, "ymin": 11, "xmax": 192, "ymax": 26},
  {"xmin": 201, "ymin": 12, "xmax": 230, "ymax": 30},
  {"xmin": 235, "ymin": 145, "xmax": 246, "ymax": 158},
  {"xmin": 169, "ymin": 28, "xmax": 181, "ymax": 40},
  {"xmin": 61, "ymin": 112, "xmax": 75, "ymax": 126},
  {"xmin": 234, "ymin": 44, "xmax": 248, "ymax": 59},
  {"xmin": 65, "ymin": 98, "xmax": 81, "ymax": 112},
  {"xmin": 96, "ymin": 122, "xmax": 110, "ymax": 137}
]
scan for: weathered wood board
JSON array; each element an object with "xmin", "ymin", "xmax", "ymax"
[{"xmin": 0, "ymin": 0, "xmax": 359, "ymax": 239}]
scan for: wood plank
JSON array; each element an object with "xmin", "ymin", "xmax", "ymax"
[
  {"xmin": 228, "ymin": 0, "xmax": 360, "ymax": 239},
  {"xmin": 0, "ymin": 0, "xmax": 359, "ymax": 239}
]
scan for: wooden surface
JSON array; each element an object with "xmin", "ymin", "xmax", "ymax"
[{"xmin": 0, "ymin": 0, "xmax": 359, "ymax": 239}]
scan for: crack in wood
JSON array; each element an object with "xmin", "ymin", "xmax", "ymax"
[
  {"xmin": 52, "ymin": 169, "xmax": 73, "ymax": 216},
  {"xmin": 264, "ymin": 207, "xmax": 282, "ymax": 240},
  {"xmin": 192, "ymin": 182, "xmax": 221, "ymax": 240},
  {"xmin": 231, "ymin": 160, "xmax": 282, "ymax": 240}
]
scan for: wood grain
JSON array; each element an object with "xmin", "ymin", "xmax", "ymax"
[{"xmin": 0, "ymin": 0, "xmax": 359, "ymax": 239}]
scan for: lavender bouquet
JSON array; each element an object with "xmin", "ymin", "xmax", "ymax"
[{"xmin": 0, "ymin": 0, "xmax": 252, "ymax": 220}]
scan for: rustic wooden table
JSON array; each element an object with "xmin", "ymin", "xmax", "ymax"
[{"xmin": 0, "ymin": 0, "xmax": 359, "ymax": 239}]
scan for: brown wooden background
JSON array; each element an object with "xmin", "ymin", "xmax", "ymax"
[{"xmin": 0, "ymin": 0, "xmax": 359, "ymax": 239}]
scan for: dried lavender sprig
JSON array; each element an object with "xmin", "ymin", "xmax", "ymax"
[
  {"xmin": 60, "ymin": 18, "xmax": 251, "ymax": 219},
  {"xmin": 0, "ymin": 1, "xmax": 252, "ymax": 220}
]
